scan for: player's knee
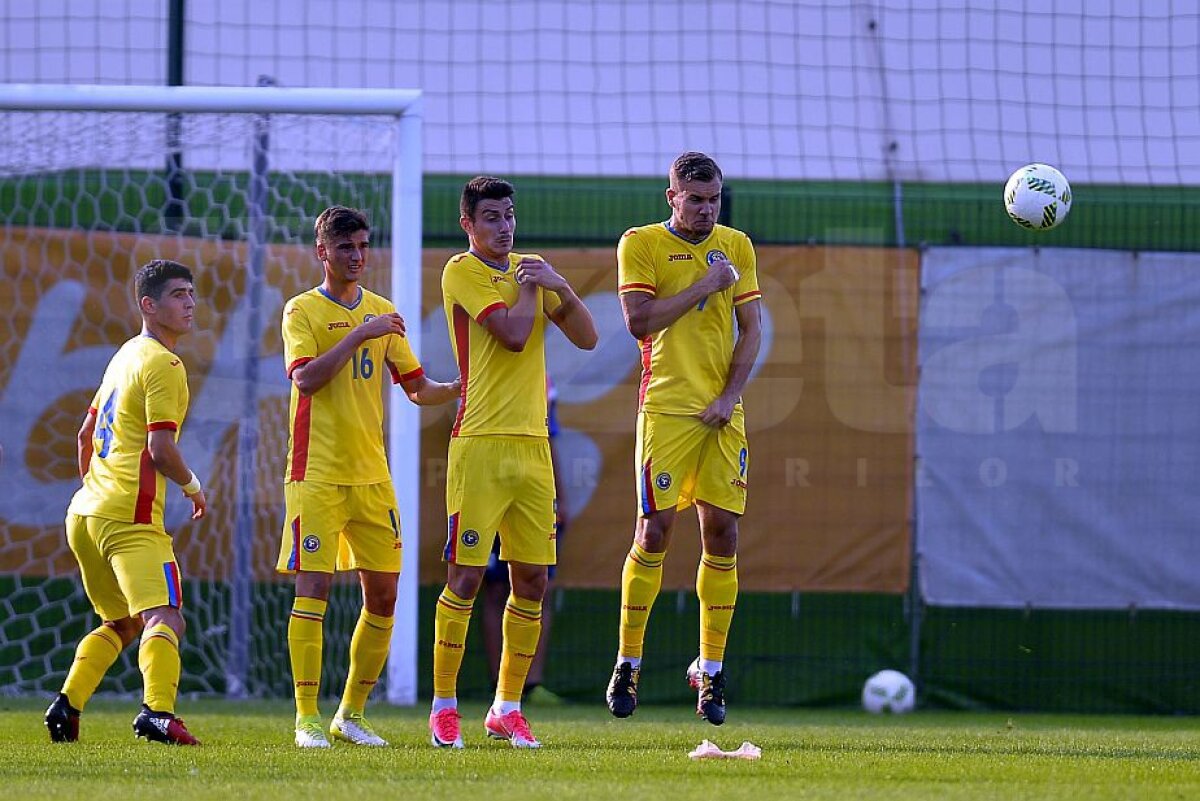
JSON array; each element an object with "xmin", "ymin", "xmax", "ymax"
[
  {"xmin": 447, "ymin": 564, "xmax": 485, "ymax": 600},
  {"xmin": 365, "ymin": 589, "xmax": 397, "ymax": 616},
  {"xmin": 511, "ymin": 570, "xmax": 548, "ymax": 602},
  {"xmin": 636, "ymin": 514, "xmax": 673, "ymax": 552},
  {"xmin": 108, "ymin": 617, "xmax": 143, "ymax": 647},
  {"xmin": 699, "ymin": 512, "xmax": 739, "ymax": 555},
  {"xmin": 141, "ymin": 606, "xmax": 186, "ymax": 639}
]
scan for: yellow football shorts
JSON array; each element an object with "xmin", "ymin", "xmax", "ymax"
[
  {"xmin": 65, "ymin": 513, "xmax": 184, "ymax": 621},
  {"xmin": 444, "ymin": 435, "xmax": 556, "ymax": 567},
  {"xmin": 277, "ymin": 480, "xmax": 402, "ymax": 574},
  {"xmin": 635, "ymin": 408, "xmax": 749, "ymax": 516}
]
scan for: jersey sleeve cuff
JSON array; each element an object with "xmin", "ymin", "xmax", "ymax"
[
  {"xmin": 147, "ymin": 421, "xmax": 179, "ymax": 432},
  {"xmin": 389, "ymin": 363, "xmax": 425, "ymax": 384},
  {"xmin": 619, "ymin": 282, "xmax": 656, "ymax": 296},
  {"xmin": 733, "ymin": 290, "xmax": 762, "ymax": 305},
  {"xmin": 286, "ymin": 356, "xmax": 315, "ymax": 378},
  {"xmin": 476, "ymin": 302, "xmax": 507, "ymax": 324}
]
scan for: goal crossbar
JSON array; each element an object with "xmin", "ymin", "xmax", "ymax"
[{"xmin": 0, "ymin": 83, "xmax": 421, "ymax": 116}]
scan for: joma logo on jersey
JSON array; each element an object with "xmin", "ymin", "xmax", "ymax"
[
  {"xmin": 327, "ymin": 321, "xmax": 351, "ymax": 330},
  {"xmin": 729, "ymin": 478, "xmax": 748, "ymax": 490},
  {"xmin": 668, "ymin": 253, "xmax": 694, "ymax": 262},
  {"xmin": 490, "ymin": 274, "xmax": 508, "ymax": 283}
]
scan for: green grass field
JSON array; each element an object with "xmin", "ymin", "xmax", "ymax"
[{"xmin": 1, "ymin": 697, "xmax": 1196, "ymax": 800}]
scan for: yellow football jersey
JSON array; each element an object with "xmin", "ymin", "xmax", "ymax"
[
  {"xmin": 282, "ymin": 286, "xmax": 423, "ymax": 484},
  {"xmin": 617, "ymin": 222, "xmax": 762, "ymax": 414},
  {"xmin": 441, "ymin": 250, "xmax": 562, "ymax": 437},
  {"xmin": 68, "ymin": 335, "xmax": 190, "ymax": 526}
]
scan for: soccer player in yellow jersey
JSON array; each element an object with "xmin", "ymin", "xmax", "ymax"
[
  {"xmin": 44, "ymin": 259, "xmax": 206, "ymax": 746},
  {"xmin": 429, "ymin": 176, "xmax": 597, "ymax": 749},
  {"xmin": 277, "ymin": 206, "xmax": 459, "ymax": 749},
  {"xmin": 606, "ymin": 152, "xmax": 763, "ymax": 726}
]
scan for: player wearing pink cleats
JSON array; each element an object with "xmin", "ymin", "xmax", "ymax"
[
  {"xmin": 429, "ymin": 707, "xmax": 464, "ymax": 749},
  {"xmin": 484, "ymin": 707, "xmax": 541, "ymax": 749}
]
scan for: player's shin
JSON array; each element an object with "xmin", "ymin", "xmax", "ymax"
[
  {"xmin": 288, "ymin": 597, "xmax": 327, "ymax": 718},
  {"xmin": 341, "ymin": 609, "xmax": 393, "ymax": 714},
  {"xmin": 432, "ymin": 587, "xmax": 474, "ymax": 699},
  {"xmin": 496, "ymin": 594, "xmax": 542, "ymax": 705},
  {"xmin": 697, "ymin": 552, "xmax": 738, "ymax": 669},
  {"xmin": 139, "ymin": 624, "xmax": 181, "ymax": 714},
  {"xmin": 61, "ymin": 625, "xmax": 124, "ymax": 710},
  {"xmin": 618, "ymin": 543, "xmax": 666, "ymax": 659}
]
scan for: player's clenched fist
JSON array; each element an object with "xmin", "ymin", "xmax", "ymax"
[
  {"xmin": 703, "ymin": 257, "xmax": 739, "ymax": 293},
  {"xmin": 515, "ymin": 258, "xmax": 569, "ymax": 291},
  {"xmin": 359, "ymin": 311, "xmax": 407, "ymax": 338}
]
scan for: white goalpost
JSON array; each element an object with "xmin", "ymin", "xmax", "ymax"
[{"xmin": 0, "ymin": 84, "xmax": 424, "ymax": 705}]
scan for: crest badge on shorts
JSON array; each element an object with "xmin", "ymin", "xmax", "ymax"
[
  {"xmin": 302, "ymin": 535, "xmax": 321, "ymax": 553},
  {"xmin": 461, "ymin": 529, "xmax": 480, "ymax": 547},
  {"xmin": 655, "ymin": 472, "xmax": 672, "ymax": 490}
]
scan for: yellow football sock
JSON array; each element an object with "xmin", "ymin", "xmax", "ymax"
[
  {"xmin": 61, "ymin": 624, "xmax": 124, "ymax": 710},
  {"xmin": 288, "ymin": 596, "xmax": 327, "ymax": 718},
  {"xmin": 618, "ymin": 543, "xmax": 666, "ymax": 659},
  {"xmin": 432, "ymin": 587, "xmax": 473, "ymax": 699},
  {"xmin": 340, "ymin": 609, "xmax": 393, "ymax": 715},
  {"xmin": 138, "ymin": 623, "xmax": 180, "ymax": 713},
  {"xmin": 697, "ymin": 552, "xmax": 738, "ymax": 664},
  {"xmin": 497, "ymin": 594, "xmax": 542, "ymax": 703}
]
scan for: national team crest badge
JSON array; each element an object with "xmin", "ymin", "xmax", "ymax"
[
  {"xmin": 655, "ymin": 472, "xmax": 672, "ymax": 490},
  {"xmin": 302, "ymin": 535, "xmax": 321, "ymax": 553},
  {"xmin": 705, "ymin": 249, "xmax": 728, "ymax": 265},
  {"xmin": 461, "ymin": 529, "xmax": 480, "ymax": 547}
]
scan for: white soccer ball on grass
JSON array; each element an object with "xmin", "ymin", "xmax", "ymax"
[
  {"xmin": 861, "ymin": 669, "xmax": 915, "ymax": 714},
  {"xmin": 1004, "ymin": 163, "xmax": 1072, "ymax": 230}
]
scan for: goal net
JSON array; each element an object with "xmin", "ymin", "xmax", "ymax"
[{"xmin": 0, "ymin": 85, "xmax": 424, "ymax": 704}]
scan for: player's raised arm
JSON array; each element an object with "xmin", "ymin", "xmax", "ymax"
[
  {"xmin": 620, "ymin": 257, "xmax": 738, "ymax": 340},
  {"xmin": 291, "ymin": 312, "xmax": 407, "ymax": 395},
  {"xmin": 480, "ymin": 280, "xmax": 540, "ymax": 351},
  {"xmin": 517, "ymin": 258, "xmax": 598, "ymax": 350}
]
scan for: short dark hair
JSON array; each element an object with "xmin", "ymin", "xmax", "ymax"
[
  {"xmin": 135, "ymin": 259, "xmax": 193, "ymax": 301},
  {"xmin": 670, "ymin": 151, "xmax": 723, "ymax": 184},
  {"xmin": 460, "ymin": 176, "xmax": 515, "ymax": 220},
  {"xmin": 314, "ymin": 205, "xmax": 370, "ymax": 244}
]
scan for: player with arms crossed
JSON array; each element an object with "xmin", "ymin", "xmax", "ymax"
[
  {"xmin": 606, "ymin": 151, "xmax": 762, "ymax": 726},
  {"xmin": 45, "ymin": 259, "xmax": 206, "ymax": 746},
  {"xmin": 279, "ymin": 206, "xmax": 459, "ymax": 748},
  {"xmin": 429, "ymin": 176, "xmax": 597, "ymax": 749}
]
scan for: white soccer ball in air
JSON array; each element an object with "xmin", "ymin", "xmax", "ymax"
[
  {"xmin": 861, "ymin": 669, "xmax": 915, "ymax": 714},
  {"xmin": 1004, "ymin": 163, "xmax": 1072, "ymax": 230}
]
